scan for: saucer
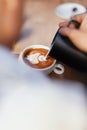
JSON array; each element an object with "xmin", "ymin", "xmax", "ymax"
[{"xmin": 55, "ymin": 3, "xmax": 86, "ymax": 19}]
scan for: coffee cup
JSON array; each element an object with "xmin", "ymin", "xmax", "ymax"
[{"xmin": 19, "ymin": 44, "xmax": 64, "ymax": 75}]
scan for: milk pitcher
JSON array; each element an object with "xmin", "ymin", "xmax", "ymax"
[{"xmin": 48, "ymin": 20, "xmax": 87, "ymax": 72}]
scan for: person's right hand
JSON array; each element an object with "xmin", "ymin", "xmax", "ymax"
[{"xmin": 59, "ymin": 13, "xmax": 87, "ymax": 53}]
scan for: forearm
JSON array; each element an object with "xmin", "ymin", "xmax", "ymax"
[
  {"xmin": 5, "ymin": 0, "xmax": 23, "ymax": 38},
  {"xmin": 0, "ymin": 0, "xmax": 24, "ymax": 47}
]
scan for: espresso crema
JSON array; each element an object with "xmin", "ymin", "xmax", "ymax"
[{"xmin": 23, "ymin": 48, "xmax": 54, "ymax": 69}]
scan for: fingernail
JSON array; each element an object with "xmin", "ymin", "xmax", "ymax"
[
  {"xmin": 59, "ymin": 28, "xmax": 63, "ymax": 34},
  {"xmin": 59, "ymin": 27, "xmax": 70, "ymax": 34}
]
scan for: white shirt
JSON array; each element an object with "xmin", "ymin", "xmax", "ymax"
[{"xmin": 0, "ymin": 46, "xmax": 86, "ymax": 130}]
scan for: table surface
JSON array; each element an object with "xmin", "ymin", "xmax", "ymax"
[{"xmin": 13, "ymin": 0, "xmax": 87, "ymax": 84}]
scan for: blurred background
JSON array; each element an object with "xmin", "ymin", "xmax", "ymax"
[{"xmin": 25, "ymin": 0, "xmax": 87, "ymax": 6}]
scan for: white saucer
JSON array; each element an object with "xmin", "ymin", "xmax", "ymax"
[{"xmin": 55, "ymin": 3, "xmax": 86, "ymax": 19}]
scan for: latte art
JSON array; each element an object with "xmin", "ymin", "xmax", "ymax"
[
  {"xmin": 38, "ymin": 55, "xmax": 47, "ymax": 62},
  {"xmin": 26, "ymin": 53, "xmax": 47, "ymax": 65},
  {"xmin": 26, "ymin": 53, "xmax": 41, "ymax": 64},
  {"xmin": 23, "ymin": 48, "xmax": 54, "ymax": 69}
]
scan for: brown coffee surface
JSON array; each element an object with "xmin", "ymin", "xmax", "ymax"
[{"xmin": 23, "ymin": 48, "xmax": 54, "ymax": 69}]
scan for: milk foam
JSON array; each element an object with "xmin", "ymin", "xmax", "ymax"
[{"xmin": 26, "ymin": 53, "xmax": 47, "ymax": 64}]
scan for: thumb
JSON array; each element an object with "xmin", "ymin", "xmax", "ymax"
[
  {"xmin": 59, "ymin": 27, "xmax": 87, "ymax": 52},
  {"xmin": 59, "ymin": 27, "xmax": 80, "ymax": 38}
]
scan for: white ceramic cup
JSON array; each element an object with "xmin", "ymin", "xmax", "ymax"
[{"xmin": 19, "ymin": 44, "xmax": 64, "ymax": 75}]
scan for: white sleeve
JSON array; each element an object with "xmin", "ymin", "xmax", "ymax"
[{"xmin": 0, "ymin": 46, "xmax": 86, "ymax": 130}]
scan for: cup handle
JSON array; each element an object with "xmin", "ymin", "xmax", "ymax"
[{"xmin": 53, "ymin": 64, "xmax": 64, "ymax": 75}]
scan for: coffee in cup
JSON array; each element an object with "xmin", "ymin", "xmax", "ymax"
[
  {"xmin": 19, "ymin": 45, "xmax": 64, "ymax": 75},
  {"xmin": 23, "ymin": 48, "xmax": 54, "ymax": 69}
]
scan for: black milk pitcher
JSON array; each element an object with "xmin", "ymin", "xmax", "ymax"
[{"xmin": 48, "ymin": 20, "xmax": 87, "ymax": 72}]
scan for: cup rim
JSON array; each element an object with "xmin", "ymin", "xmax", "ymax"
[{"xmin": 19, "ymin": 44, "xmax": 56, "ymax": 71}]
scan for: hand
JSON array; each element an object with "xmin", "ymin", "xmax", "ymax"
[{"xmin": 59, "ymin": 13, "xmax": 87, "ymax": 53}]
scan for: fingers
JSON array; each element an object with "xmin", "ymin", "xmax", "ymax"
[
  {"xmin": 59, "ymin": 21, "xmax": 69, "ymax": 28},
  {"xmin": 59, "ymin": 27, "xmax": 71, "ymax": 36},
  {"xmin": 59, "ymin": 13, "xmax": 87, "ymax": 28},
  {"xmin": 59, "ymin": 27, "xmax": 87, "ymax": 52},
  {"xmin": 58, "ymin": 13, "xmax": 87, "ymax": 53},
  {"xmin": 71, "ymin": 12, "xmax": 87, "ymax": 23},
  {"xmin": 59, "ymin": 20, "xmax": 80, "ymax": 30},
  {"xmin": 59, "ymin": 21, "xmax": 76, "ymax": 29},
  {"xmin": 71, "ymin": 13, "xmax": 87, "ymax": 33}
]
